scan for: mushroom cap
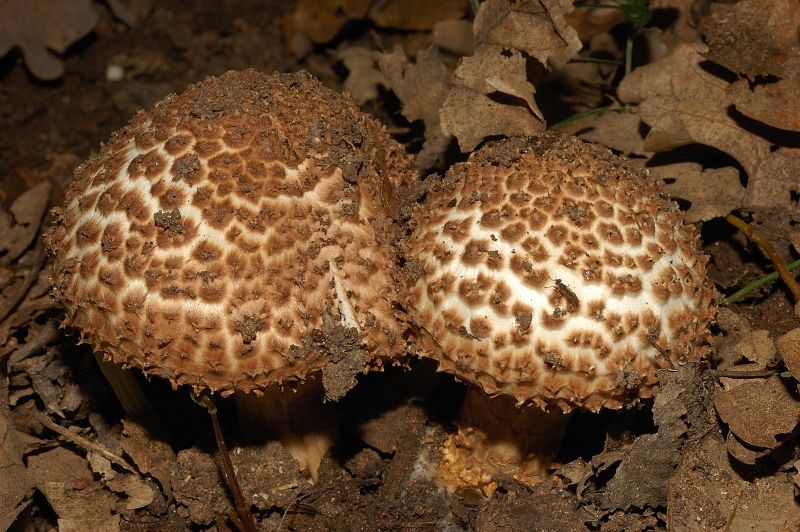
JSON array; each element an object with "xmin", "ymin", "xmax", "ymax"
[
  {"xmin": 402, "ymin": 134, "xmax": 717, "ymax": 412},
  {"xmin": 48, "ymin": 69, "xmax": 415, "ymax": 396}
]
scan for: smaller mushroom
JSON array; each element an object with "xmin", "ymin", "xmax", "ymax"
[
  {"xmin": 402, "ymin": 133, "xmax": 717, "ymax": 496},
  {"xmin": 47, "ymin": 69, "xmax": 415, "ymax": 480}
]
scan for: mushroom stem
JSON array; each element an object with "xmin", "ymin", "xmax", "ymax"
[
  {"xmin": 440, "ymin": 387, "xmax": 571, "ymax": 498},
  {"xmin": 234, "ymin": 373, "xmax": 334, "ymax": 482},
  {"xmin": 94, "ymin": 353, "xmax": 171, "ymax": 439}
]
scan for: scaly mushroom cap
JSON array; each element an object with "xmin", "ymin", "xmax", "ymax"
[
  {"xmin": 47, "ymin": 69, "xmax": 415, "ymax": 396},
  {"xmin": 403, "ymin": 134, "xmax": 717, "ymax": 411}
]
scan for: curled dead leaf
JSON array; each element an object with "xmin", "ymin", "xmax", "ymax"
[
  {"xmin": 776, "ymin": 328, "xmax": 800, "ymax": 382},
  {"xmin": 700, "ymin": 0, "xmax": 800, "ymax": 79},
  {"xmin": 474, "ymin": 0, "xmax": 581, "ymax": 70},
  {"xmin": 0, "ymin": 0, "xmax": 98, "ymax": 80},
  {"xmin": 713, "ymin": 376, "xmax": 800, "ymax": 450},
  {"xmin": 378, "ymin": 46, "xmax": 452, "ymax": 169},
  {"xmin": 440, "ymin": 45, "xmax": 546, "ymax": 152},
  {"xmin": 619, "ymin": 42, "xmax": 800, "ymax": 218},
  {"xmin": 648, "ymin": 163, "xmax": 743, "ymax": 223}
]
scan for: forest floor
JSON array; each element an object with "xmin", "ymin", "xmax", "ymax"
[{"xmin": 2, "ymin": 0, "xmax": 800, "ymax": 530}]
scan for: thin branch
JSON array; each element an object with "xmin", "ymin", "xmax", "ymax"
[
  {"xmin": 32, "ymin": 409, "xmax": 137, "ymax": 473},
  {"xmin": 724, "ymin": 214, "xmax": 800, "ymax": 303}
]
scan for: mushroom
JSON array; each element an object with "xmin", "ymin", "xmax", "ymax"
[
  {"xmin": 402, "ymin": 133, "xmax": 717, "ymax": 496},
  {"xmin": 47, "ymin": 69, "xmax": 415, "ymax": 480}
]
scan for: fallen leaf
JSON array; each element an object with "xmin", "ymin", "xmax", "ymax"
[
  {"xmin": 41, "ymin": 481, "xmax": 120, "ymax": 532},
  {"xmin": 283, "ymin": 0, "xmax": 372, "ymax": 45},
  {"xmin": 0, "ymin": 0, "xmax": 98, "ymax": 80},
  {"xmin": 727, "ymin": 79, "xmax": 800, "ymax": 133},
  {"xmin": 648, "ymin": 163, "xmax": 743, "ymax": 222},
  {"xmin": 619, "ymin": 42, "xmax": 800, "ymax": 217},
  {"xmin": 432, "ymin": 19, "xmax": 474, "ymax": 56},
  {"xmin": 0, "ymin": 181, "xmax": 51, "ymax": 263},
  {"xmin": 474, "ymin": 0, "xmax": 582, "ymax": 70},
  {"xmin": 775, "ymin": 327, "xmax": 800, "ymax": 382},
  {"xmin": 598, "ymin": 375, "xmax": 688, "ymax": 510},
  {"xmin": 713, "ymin": 376, "xmax": 800, "ymax": 450},
  {"xmin": 725, "ymin": 431, "xmax": 771, "ymax": 465},
  {"xmin": 121, "ymin": 419, "xmax": 176, "ymax": 500},
  {"xmin": 106, "ymin": 474, "xmax": 155, "ymax": 510},
  {"xmin": 337, "ymin": 46, "xmax": 388, "ymax": 105},
  {"xmin": 700, "ymin": 0, "xmax": 800, "ymax": 79},
  {"xmin": 560, "ymin": 108, "xmax": 649, "ymax": 156},
  {"xmin": 105, "ymin": 0, "xmax": 153, "ymax": 26},
  {"xmin": 378, "ymin": 46, "xmax": 452, "ymax": 168},
  {"xmin": 0, "ymin": 395, "xmax": 34, "ymax": 530},
  {"xmin": 440, "ymin": 45, "xmax": 546, "ymax": 152},
  {"xmin": 369, "ymin": 0, "xmax": 468, "ymax": 30}
]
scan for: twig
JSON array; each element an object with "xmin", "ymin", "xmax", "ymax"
[
  {"xmin": 710, "ymin": 368, "xmax": 776, "ymax": 379},
  {"xmin": 726, "ymin": 258, "xmax": 800, "ymax": 303},
  {"xmin": 192, "ymin": 392, "xmax": 257, "ymax": 532},
  {"xmin": 32, "ymin": 409, "xmax": 137, "ymax": 473},
  {"xmin": 724, "ymin": 214, "xmax": 800, "ymax": 303}
]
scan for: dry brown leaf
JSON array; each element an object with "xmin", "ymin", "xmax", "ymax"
[
  {"xmin": 649, "ymin": 162, "xmax": 743, "ymax": 222},
  {"xmin": 727, "ymin": 79, "xmax": 800, "ymax": 133},
  {"xmin": 700, "ymin": 0, "xmax": 800, "ymax": 80},
  {"xmin": 0, "ymin": 397, "xmax": 33, "ymax": 530},
  {"xmin": 775, "ymin": 327, "xmax": 800, "ymax": 382},
  {"xmin": 42, "ymin": 481, "xmax": 120, "ymax": 532},
  {"xmin": 337, "ymin": 46, "xmax": 388, "ymax": 105},
  {"xmin": 120, "ymin": 419, "xmax": 175, "ymax": 500},
  {"xmin": 106, "ymin": 474, "xmax": 155, "ymax": 510},
  {"xmin": 726, "ymin": 432, "xmax": 770, "ymax": 465},
  {"xmin": 440, "ymin": 45, "xmax": 546, "ymax": 152},
  {"xmin": 378, "ymin": 46, "xmax": 452, "ymax": 168},
  {"xmin": 561, "ymin": 108, "xmax": 649, "ymax": 156},
  {"xmin": 369, "ymin": 0, "xmax": 468, "ymax": 30},
  {"xmin": 564, "ymin": 3, "xmax": 624, "ymax": 43},
  {"xmin": 474, "ymin": 0, "xmax": 581, "ymax": 70},
  {"xmin": 0, "ymin": 0, "xmax": 98, "ymax": 80},
  {"xmin": 432, "ymin": 19, "xmax": 474, "ymax": 56},
  {"xmin": 0, "ymin": 181, "xmax": 51, "ymax": 263},
  {"xmin": 619, "ymin": 43, "xmax": 800, "ymax": 217},
  {"xmin": 105, "ymin": 0, "xmax": 153, "ymax": 26},
  {"xmin": 713, "ymin": 376, "xmax": 800, "ymax": 450},
  {"xmin": 283, "ymin": 0, "xmax": 372, "ymax": 45}
]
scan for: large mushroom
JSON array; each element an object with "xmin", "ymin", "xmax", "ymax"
[
  {"xmin": 402, "ymin": 133, "xmax": 717, "ymax": 496},
  {"xmin": 47, "ymin": 69, "xmax": 415, "ymax": 479}
]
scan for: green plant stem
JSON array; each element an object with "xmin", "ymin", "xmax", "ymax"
[
  {"xmin": 192, "ymin": 393, "xmax": 257, "ymax": 532},
  {"xmin": 550, "ymin": 106, "xmax": 614, "ymax": 130},
  {"xmin": 469, "ymin": 0, "xmax": 481, "ymax": 16},
  {"xmin": 574, "ymin": 2, "xmax": 622, "ymax": 8},
  {"xmin": 726, "ymin": 258, "xmax": 800, "ymax": 303},
  {"xmin": 625, "ymin": 29, "xmax": 633, "ymax": 77},
  {"xmin": 569, "ymin": 57, "xmax": 623, "ymax": 65}
]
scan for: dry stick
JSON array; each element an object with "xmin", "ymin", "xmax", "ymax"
[
  {"xmin": 724, "ymin": 214, "xmax": 800, "ymax": 303},
  {"xmin": 192, "ymin": 393, "xmax": 257, "ymax": 532},
  {"xmin": 32, "ymin": 409, "xmax": 137, "ymax": 473}
]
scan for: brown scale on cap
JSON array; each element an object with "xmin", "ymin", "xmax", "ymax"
[
  {"xmin": 403, "ymin": 133, "xmax": 717, "ymax": 412},
  {"xmin": 48, "ymin": 69, "xmax": 415, "ymax": 397}
]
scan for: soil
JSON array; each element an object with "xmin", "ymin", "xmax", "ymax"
[{"xmin": 3, "ymin": 1, "xmax": 800, "ymax": 531}]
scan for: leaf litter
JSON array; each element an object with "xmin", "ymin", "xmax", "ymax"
[{"xmin": 3, "ymin": 0, "xmax": 800, "ymax": 529}]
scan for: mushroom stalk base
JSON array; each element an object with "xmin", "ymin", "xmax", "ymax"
[
  {"xmin": 234, "ymin": 374, "xmax": 333, "ymax": 482},
  {"xmin": 94, "ymin": 353, "xmax": 171, "ymax": 439},
  {"xmin": 439, "ymin": 387, "xmax": 571, "ymax": 498}
]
